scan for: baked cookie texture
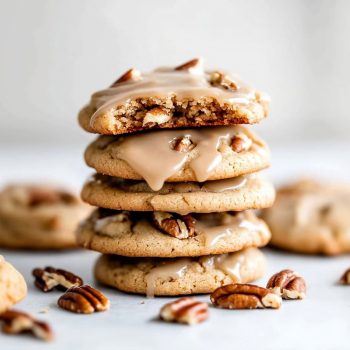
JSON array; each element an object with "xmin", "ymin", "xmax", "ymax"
[
  {"xmin": 77, "ymin": 209, "xmax": 271, "ymax": 257},
  {"xmin": 84, "ymin": 126, "xmax": 270, "ymax": 187},
  {"xmin": 76, "ymin": 58, "xmax": 273, "ymax": 296},
  {"xmin": 0, "ymin": 256, "xmax": 27, "ymax": 313},
  {"xmin": 81, "ymin": 174, "xmax": 275, "ymax": 214},
  {"xmin": 262, "ymin": 179, "xmax": 350, "ymax": 255},
  {"xmin": 78, "ymin": 58, "xmax": 270, "ymax": 135},
  {"xmin": 94, "ymin": 247, "xmax": 266, "ymax": 296},
  {"xmin": 0, "ymin": 184, "xmax": 92, "ymax": 249}
]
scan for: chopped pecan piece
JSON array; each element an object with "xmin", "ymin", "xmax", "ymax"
[
  {"xmin": 339, "ymin": 268, "xmax": 350, "ymax": 284},
  {"xmin": 28, "ymin": 187, "xmax": 76, "ymax": 206},
  {"xmin": 0, "ymin": 309, "xmax": 53, "ymax": 341},
  {"xmin": 143, "ymin": 107, "xmax": 170, "ymax": 126},
  {"xmin": 267, "ymin": 269, "xmax": 306, "ymax": 300},
  {"xmin": 231, "ymin": 133, "xmax": 252, "ymax": 153},
  {"xmin": 172, "ymin": 136, "xmax": 196, "ymax": 152},
  {"xmin": 153, "ymin": 212, "xmax": 196, "ymax": 239},
  {"xmin": 160, "ymin": 298, "xmax": 208, "ymax": 325},
  {"xmin": 57, "ymin": 285, "xmax": 110, "ymax": 314},
  {"xmin": 210, "ymin": 283, "xmax": 282, "ymax": 309},
  {"xmin": 175, "ymin": 58, "xmax": 202, "ymax": 71},
  {"xmin": 32, "ymin": 266, "xmax": 83, "ymax": 292},
  {"xmin": 110, "ymin": 68, "xmax": 141, "ymax": 86},
  {"xmin": 209, "ymin": 71, "xmax": 238, "ymax": 91}
]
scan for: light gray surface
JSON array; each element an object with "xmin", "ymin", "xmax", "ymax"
[
  {"xmin": 1, "ymin": 249, "xmax": 349, "ymax": 350},
  {"xmin": 0, "ymin": 144, "xmax": 350, "ymax": 349}
]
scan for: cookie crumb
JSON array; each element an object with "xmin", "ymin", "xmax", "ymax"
[{"xmin": 39, "ymin": 307, "xmax": 49, "ymax": 314}]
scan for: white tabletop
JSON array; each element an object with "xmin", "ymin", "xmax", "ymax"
[{"xmin": 0, "ymin": 142, "xmax": 349, "ymax": 350}]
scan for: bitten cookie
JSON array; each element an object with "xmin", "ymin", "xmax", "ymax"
[
  {"xmin": 82, "ymin": 174, "xmax": 275, "ymax": 214},
  {"xmin": 94, "ymin": 247, "xmax": 266, "ymax": 296},
  {"xmin": 78, "ymin": 58, "xmax": 269, "ymax": 135},
  {"xmin": 0, "ymin": 256, "xmax": 27, "ymax": 313},
  {"xmin": 84, "ymin": 126, "xmax": 270, "ymax": 190},
  {"xmin": 0, "ymin": 184, "xmax": 92, "ymax": 249},
  {"xmin": 77, "ymin": 209, "xmax": 271, "ymax": 257},
  {"xmin": 262, "ymin": 179, "xmax": 350, "ymax": 255}
]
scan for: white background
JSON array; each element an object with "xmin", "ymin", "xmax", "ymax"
[{"xmin": 0, "ymin": 0, "xmax": 350, "ymax": 148}]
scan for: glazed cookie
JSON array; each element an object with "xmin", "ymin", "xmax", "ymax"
[
  {"xmin": 94, "ymin": 247, "xmax": 266, "ymax": 296},
  {"xmin": 77, "ymin": 209, "xmax": 271, "ymax": 257},
  {"xmin": 0, "ymin": 184, "xmax": 92, "ymax": 249},
  {"xmin": 0, "ymin": 256, "xmax": 27, "ymax": 313},
  {"xmin": 262, "ymin": 179, "xmax": 350, "ymax": 255},
  {"xmin": 82, "ymin": 174, "xmax": 275, "ymax": 213},
  {"xmin": 85, "ymin": 125, "xmax": 270, "ymax": 190},
  {"xmin": 78, "ymin": 58, "xmax": 269, "ymax": 135}
]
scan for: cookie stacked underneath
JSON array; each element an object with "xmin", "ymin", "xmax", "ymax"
[{"xmin": 77, "ymin": 59, "xmax": 275, "ymax": 296}]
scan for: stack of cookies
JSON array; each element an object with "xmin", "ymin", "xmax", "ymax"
[{"xmin": 77, "ymin": 58, "xmax": 275, "ymax": 296}]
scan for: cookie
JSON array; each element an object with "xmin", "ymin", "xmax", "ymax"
[
  {"xmin": 94, "ymin": 247, "xmax": 266, "ymax": 296},
  {"xmin": 85, "ymin": 126, "xmax": 270, "ymax": 190},
  {"xmin": 0, "ymin": 184, "xmax": 92, "ymax": 249},
  {"xmin": 78, "ymin": 58, "xmax": 270, "ymax": 135},
  {"xmin": 82, "ymin": 174, "xmax": 275, "ymax": 214},
  {"xmin": 0, "ymin": 256, "xmax": 27, "ymax": 313},
  {"xmin": 262, "ymin": 179, "xmax": 350, "ymax": 255},
  {"xmin": 77, "ymin": 209, "xmax": 271, "ymax": 257}
]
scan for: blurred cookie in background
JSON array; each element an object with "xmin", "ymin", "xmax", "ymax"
[
  {"xmin": 0, "ymin": 255, "xmax": 27, "ymax": 313},
  {"xmin": 0, "ymin": 184, "xmax": 92, "ymax": 249},
  {"xmin": 262, "ymin": 179, "xmax": 350, "ymax": 255}
]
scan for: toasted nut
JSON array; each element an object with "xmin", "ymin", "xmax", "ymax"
[
  {"xmin": 339, "ymin": 268, "xmax": 350, "ymax": 284},
  {"xmin": 94, "ymin": 210, "xmax": 132, "ymax": 237},
  {"xmin": 28, "ymin": 187, "xmax": 76, "ymax": 206},
  {"xmin": 160, "ymin": 298, "xmax": 208, "ymax": 325},
  {"xmin": 0, "ymin": 309, "xmax": 53, "ymax": 341},
  {"xmin": 153, "ymin": 212, "xmax": 196, "ymax": 239},
  {"xmin": 143, "ymin": 107, "xmax": 170, "ymax": 126},
  {"xmin": 231, "ymin": 133, "xmax": 252, "ymax": 153},
  {"xmin": 57, "ymin": 285, "xmax": 110, "ymax": 314},
  {"xmin": 32, "ymin": 267, "xmax": 83, "ymax": 292},
  {"xmin": 209, "ymin": 71, "xmax": 238, "ymax": 91},
  {"xmin": 110, "ymin": 68, "xmax": 141, "ymax": 86},
  {"xmin": 175, "ymin": 58, "xmax": 202, "ymax": 71},
  {"xmin": 210, "ymin": 283, "xmax": 282, "ymax": 309},
  {"xmin": 267, "ymin": 269, "xmax": 306, "ymax": 300},
  {"xmin": 172, "ymin": 136, "xmax": 196, "ymax": 152}
]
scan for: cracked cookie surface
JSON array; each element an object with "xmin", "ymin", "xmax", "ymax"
[
  {"xmin": 78, "ymin": 59, "xmax": 269, "ymax": 135},
  {"xmin": 77, "ymin": 209, "xmax": 271, "ymax": 257},
  {"xmin": 262, "ymin": 179, "xmax": 350, "ymax": 255},
  {"xmin": 94, "ymin": 247, "xmax": 266, "ymax": 296},
  {"xmin": 84, "ymin": 126, "xmax": 270, "ymax": 186},
  {"xmin": 82, "ymin": 174, "xmax": 275, "ymax": 213},
  {"xmin": 0, "ymin": 256, "xmax": 27, "ymax": 313},
  {"xmin": 0, "ymin": 184, "xmax": 92, "ymax": 249}
]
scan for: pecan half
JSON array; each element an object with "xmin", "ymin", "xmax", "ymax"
[
  {"xmin": 172, "ymin": 136, "xmax": 196, "ymax": 152},
  {"xmin": 210, "ymin": 283, "xmax": 282, "ymax": 309},
  {"xmin": 110, "ymin": 68, "xmax": 141, "ymax": 86},
  {"xmin": 231, "ymin": 133, "xmax": 252, "ymax": 153},
  {"xmin": 267, "ymin": 269, "xmax": 306, "ymax": 300},
  {"xmin": 152, "ymin": 212, "xmax": 196, "ymax": 239},
  {"xmin": 28, "ymin": 187, "xmax": 76, "ymax": 206},
  {"xmin": 209, "ymin": 71, "xmax": 238, "ymax": 91},
  {"xmin": 143, "ymin": 107, "xmax": 170, "ymax": 126},
  {"xmin": 339, "ymin": 268, "xmax": 350, "ymax": 284},
  {"xmin": 57, "ymin": 285, "xmax": 110, "ymax": 314},
  {"xmin": 175, "ymin": 58, "xmax": 202, "ymax": 71},
  {"xmin": 32, "ymin": 266, "xmax": 83, "ymax": 292},
  {"xmin": 0, "ymin": 309, "xmax": 53, "ymax": 341},
  {"xmin": 160, "ymin": 298, "xmax": 208, "ymax": 325}
]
